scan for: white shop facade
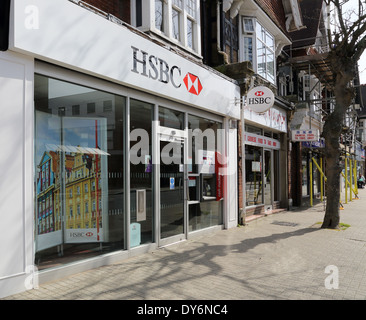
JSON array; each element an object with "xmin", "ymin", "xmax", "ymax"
[
  {"xmin": 0, "ymin": 0, "xmax": 240, "ymax": 297},
  {"xmin": 242, "ymin": 95, "xmax": 290, "ymax": 216}
]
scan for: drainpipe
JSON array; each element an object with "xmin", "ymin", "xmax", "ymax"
[
  {"xmin": 241, "ymin": 97, "xmax": 246, "ymax": 224},
  {"xmin": 241, "ymin": 77, "xmax": 255, "ymax": 225}
]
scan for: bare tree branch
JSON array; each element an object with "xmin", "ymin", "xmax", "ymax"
[
  {"xmin": 348, "ymin": 14, "xmax": 366, "ymax": 48},
  {"xmin": 332, "ymin": 0, "xmax": 348, "ymax": 36}
]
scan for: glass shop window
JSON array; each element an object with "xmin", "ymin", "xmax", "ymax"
[
  {"xmin": 129, "ymin": 99, "xmax": 154, "ymax": 247},
  {"xmin": 187, "ymin": 114, "xmax": 223, "ymax": 232},
  {"xmin": 34, "ymin": 74, "xmax": 125, "ymax": 270},
  {"xmin": 245, "ymin": 145, "xmax": 263, "ymax": 206}
]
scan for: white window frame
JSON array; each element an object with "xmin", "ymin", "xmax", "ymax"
[
  {"xmin": 171, "ymin": 1, "xmax": 183, "ymax": 42},
  {"xmin": 243, "ymin": 17, "xmax": 255, "ymax": 33},
  {"xmin": 132, "ymin": 0, "xmax": 200, "ymax": 55},
  {"xmin": 241, "ymin": 17, "xmax": 276, "ymax": 84}
]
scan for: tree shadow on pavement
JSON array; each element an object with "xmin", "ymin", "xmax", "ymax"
[
  {"xmin": 17, "ymin": 226, "xmax": 321, "ymax": 300},
  {"xmin": 81, "ymin": 226, "xmax": 322, "ymax": 300}
]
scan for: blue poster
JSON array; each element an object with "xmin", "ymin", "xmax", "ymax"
[{"xmin": 170, "ymin": 177, "xmax": 175, "ymax": 190}]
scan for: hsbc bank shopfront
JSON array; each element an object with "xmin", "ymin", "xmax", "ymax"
[
  {"xmin": 242, "ymin": 90, "xmax": 290, "ymax": 217},
  {"xmin": 0, "ymin": 0, "xmax": 240, "ymax": 297}
]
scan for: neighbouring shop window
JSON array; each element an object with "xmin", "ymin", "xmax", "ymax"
[
  {"xmin": 263, "ymin": 150, "xmax": 271, "ymax": 206},
  {"xmin": 130, "ymin": 99, "xmax": 154, "ymax": 247},
  {"xmin": 188, "ymin": 115, "xmax": 223, "ymax": 231},
  {"xmin": 312, "ymin": 154, "xmax": 321, "ymax": 196},
  {"xmin": 273, "ymin": 149, "xmax": 280, "ymax": 202},
  {"xmin": 34, "ymin": 75, "xmax": 125, "ymax": 270},
  {"xmin": 302, "ymin": 152, "xmax": 321, "ymax": 198},
  {"xmin": 245, "ymin": 145, "xmax": 263, "ymax": 206},
  {"xmin": 302, "ymin": 154, "xmax": 308, "ymax": 196},
  {"xmin": 246, "ymin": 124, "xmax": 262, "ymax": 135}
]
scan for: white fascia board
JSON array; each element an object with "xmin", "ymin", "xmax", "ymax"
[{"xmin": 10, "ymin": 0, "xmax": 240, "ymax": 119}]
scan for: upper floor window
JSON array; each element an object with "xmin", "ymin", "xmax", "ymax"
[
  {"xmin": 134, "ymin": 0, "xmax": 199, "ymax": 54},
  {"xmin": 242, "ymin": 17, "xmax": 275, "ymax": 84},
  {"xmin": 155, "ymin": 0, "xmax": 164, "ymax": 31}
]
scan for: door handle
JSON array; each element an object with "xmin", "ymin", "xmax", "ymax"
[
  {"xmin": 179, "ymin": 177, "xmax": 183, "ymax": 200},
  {"xmin": 185, "ymin": 178, "xmax": 189, "ymax": 201}
]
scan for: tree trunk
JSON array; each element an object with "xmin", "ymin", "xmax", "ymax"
[
  {"xmin": 321, "ymin": 64, "xmax": 354, "ymax": 229},
  {"xmin": 322, "ymin": 149, "xmax": 341, "ymax": 228}
]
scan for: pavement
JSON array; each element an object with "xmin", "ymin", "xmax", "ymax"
[{"xmin": 3, "ymin": 188, "xmax": 366, "ymax": 301}]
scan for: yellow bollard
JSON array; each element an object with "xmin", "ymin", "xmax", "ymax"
[
  {"xmin": 310, "ymin": 157, "xmax": 313, "ymax": 207},
  {"xmin": 354, "ymin": 159, "xmax": 358, "ymax": 197},
  {"xmin": 350, "ymin": 158, "xmax": 353, "ymax": 201},
  {"xmin": 311, "ymin": 157, "xmax": 345, "ymax": 209},
  {"xmin": 345, "ymin": 157, "xmax": 348, "ymax": 204}
]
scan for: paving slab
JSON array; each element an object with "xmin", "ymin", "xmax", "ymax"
[{"xmin": 3, "ymin": 188, "xmax": 366, "ymax": 301}]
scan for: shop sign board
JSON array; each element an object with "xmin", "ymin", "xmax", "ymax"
[
  {"xmin": 292, "ymin": 130, "xmax": 319, "ymax": 141},
  {"xmin": 244, "ymin": 106, "xmax": 287, "ymax": 133},
  {"xmin": 244, "ymin": 132, "xmax": 280, "ymax": 150},
  {"xmin": 246, "ymin": 86, "xmax": 275, "ymax": 113},
  {"xmin": 10, "ymin": 0, "xmax": 241, "ymax": 119},
  {"xmin": 301, "ymin": 139, "xmax": 325, "ymax": 148}
]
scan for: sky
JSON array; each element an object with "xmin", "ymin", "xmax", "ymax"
[
  {"xmin": 359, "ymin": 56, "xmax": 366, "ymax": 85},
  {"xmin": 341, "ymin": 0, "xmax": 366, "ymax": 84}
]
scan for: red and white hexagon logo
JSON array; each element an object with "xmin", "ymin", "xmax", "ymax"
[
  {"xmin": 255, "ymin": 90, "xmax": 264, "ymax": 96},
  {"xmin": 183, "ymin": 73, "xmax": 203, "ymax": 95}
]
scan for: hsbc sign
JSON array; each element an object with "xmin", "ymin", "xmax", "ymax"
[
  {"xmin": 131, "ymin": 46, "xmax": 203, "ymax": 95},
  {"xmin": 183, "ymin": 73, "xmax": 203, "ymax": 95},
  {"xmin": 11, "ymin": 0, "xmax": 241, "ymax": 118},
  {"xmin": 246, "ymin": 86, "xmax": 275, "ymax": 113}
]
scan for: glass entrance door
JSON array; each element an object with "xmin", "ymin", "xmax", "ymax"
[
  {"xmin": 264, "ymin": 149, "xmax": 272, "ymax": 210},
  {"xmin": 159, "ymin": 137, "xmax": 186, "ymax": 244}
]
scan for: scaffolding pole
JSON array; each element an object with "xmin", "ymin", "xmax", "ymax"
[
  {"xmin": 312, "ymin": 157, "xmax": 345, "ymax": 209},
  {"xmin": 345, "ymin": 157, "xmax": 348, "ymax": 204},
  {"xmin": 310, "ymin": 151, "xmax": 313, "ymax": 207},
  {"xmin": 350, "ymin": 157, "xmax": 353, "ymax": 201},
  {"xmin": 354, "ymin": 159, "xmax": 358, "ymax": 195},
  {"xmin": 341, "ymin": 171, "xmax": 359, "ymax": 200}
]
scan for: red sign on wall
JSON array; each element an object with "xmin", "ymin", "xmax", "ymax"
[{"xmin": 215, "ymin": 152, "xmax": 224, "ymax": 201}]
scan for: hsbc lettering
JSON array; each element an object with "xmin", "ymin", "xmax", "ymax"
[
  {"xmin": 131, "ymin": 46, "xmax": 182, "ymax": 88},
  {"xmin": 248, "ymin": 97, "xmax": 272, "ymax": 105},
  {"xmin": 69, "ymin": 232, "xmax": 85, "ymax": 238},
  {"xmin": 68, "ymin": 232, "xmax": 94, "ymax": 238},
  {"xmin": 246, "ymin": 86, "xmax": 275, "ymax": 113}
]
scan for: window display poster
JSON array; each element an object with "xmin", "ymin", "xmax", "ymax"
[
  {"xmin": 198, "ymin": 150, "xmax": 215, "ymax": 174},
  {"xmin": 63, "ymin": 117, "xmax": 108, "ymax": 243},
  {"xmin": 252, "ymin": 161, "xmax": 261, "ymax": 172},
  {"xmin": 35, "ymin": 111, "xmax": 63, "ymax": 252},
  {"xmin": 35, "ymin": 113, "xmax": 109, "ymax": 251}
]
